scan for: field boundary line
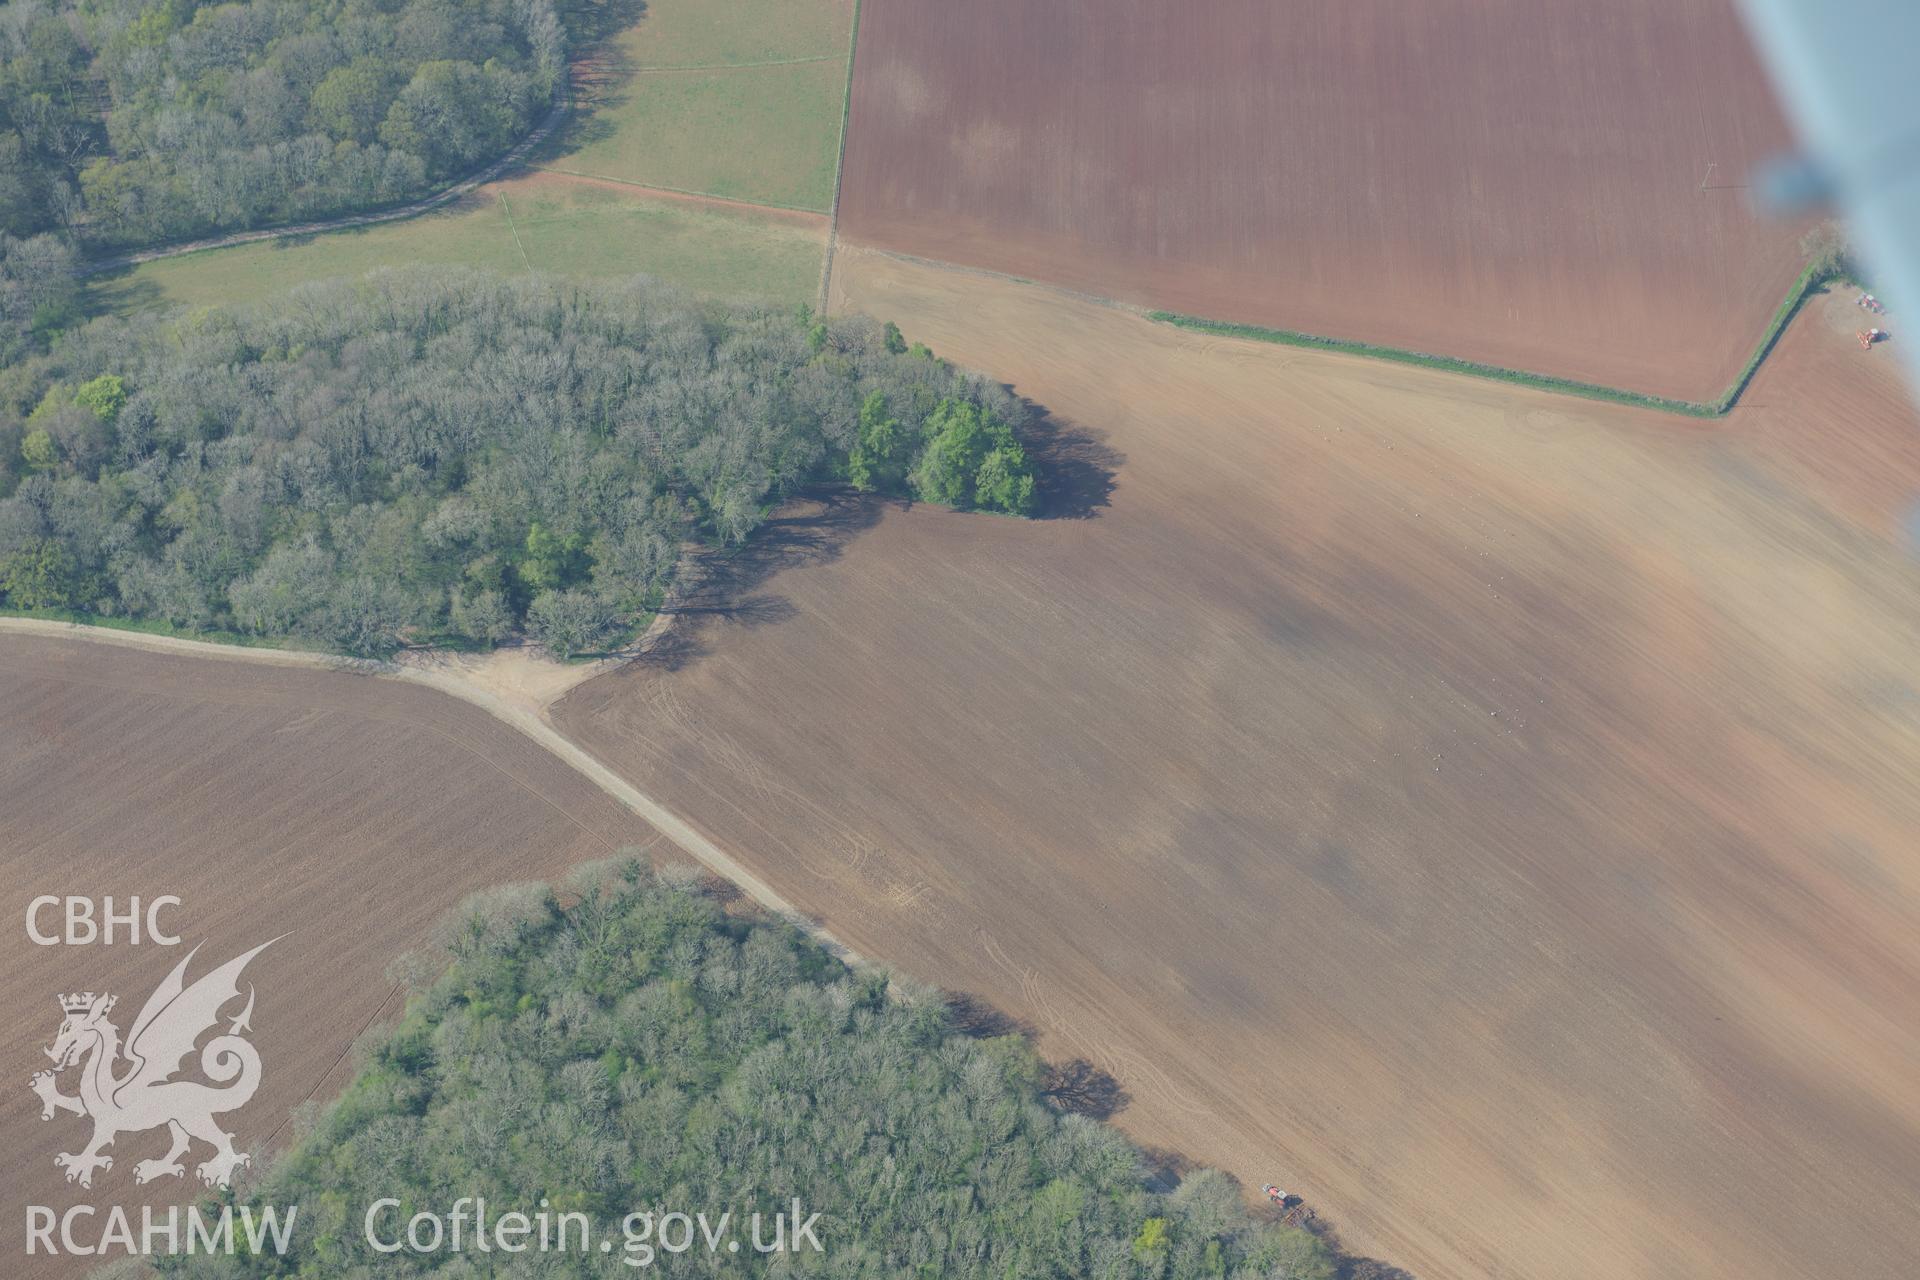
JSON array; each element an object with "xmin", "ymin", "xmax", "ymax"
[
  {"xmin": 1150, "ymin": 261, "xmax": 1824, "ymax": 418},
  {"xmin": 498, "ymin": 193, "xmax": 534, "ymax": 271},
  {"xmin": 256, "ymin": 979, "xmax": 404, "ymax": 1154},
  {"xmin": 79, "ymin": 90, "xmax": 572, "ymax": 278},
  {"xmin": 631, "ymin": 54, "xmax": 839, "ymax": 72},
  {"xmin": 526, "ymin": 165, "xmax": 830, "ymax": 217},
  {"xmin": 846, "ymin": 242, "xmax": 1146, "ymax": 314},
  {"xmin": 816, "ymin": 0, "xmax": 865, "ymax": 314},
  {"xmin": 0, "ymin": 616, "xmax": 861, "ymax": 968},
  {"xmin": 837, "ymin": 241, "xmax": 1823, "ymax": 416}
]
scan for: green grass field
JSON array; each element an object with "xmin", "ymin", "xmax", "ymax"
[
  {"xmin": 612, "ymin": 0, "xmax": 850, "ymax": 67},
  {"xmin": 548, "ymin": 59, "xmax": 848, "ymax": 210},
  {"xmin": 86, "ymin": 178, "xmax": 826, "ymax": 314},
  {"xmin": 540, "ymin": 0, "xmax": 852, "ymax": 210},
  {"xmin": 506, "ymin": 178, "xmax": 824, "ymax": 298}
]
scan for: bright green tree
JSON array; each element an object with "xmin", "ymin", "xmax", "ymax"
[
  {"xmin": 910, "ymin": 398, "xmax": 991, "ymax": 507},
  {"xmin": 73, "ymin": 374, "xmax": 126, "ymax": 422},
  {"xmin": 847, "ymin": 391, "xmax": 903, "ymax": 492},
  {"xmin": 20, "ymin": 427, "xmax": 57, "ymax": 472},
  {"xmin": 974, "ymin": 440, "xmax": 1036, "ymax": 514},
  {"xmin": 1132, "ymin": 1216, "xmax": 1170, "ymax": 1262},
  {"xmin": 519, "ymin": 521, "xmax": 587, "ymax": 591},
  {"xmin": 910, "ymin": 398, "xmax": 1036, "ymax": 513},
  {"xmin": 0, "ymin": 539, "xmax": 80, "ymax": 609}
]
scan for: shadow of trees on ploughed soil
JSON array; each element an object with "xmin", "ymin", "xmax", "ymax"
[
  {"xmin": 943, "ymin": 992, "xmax": 1130, "ymax": 1119},
  {"xmin": 630, "ymin": 401, "xmax": 1122, "ymax": 674},
  {"xmin": 942, "ymin": 990, "xmax": 1036, "ymax": 1040},
  {"xmin": 635, "ymin": 487, "xmax": 884, "ymax": 673},
  {"xmin": 1041, "ymin": 1057, "xmax": 1132, "ymax": 1120},
  {"xmin": 1018, "ymin": 395, "xmax": 1124, "ymax": 520}
]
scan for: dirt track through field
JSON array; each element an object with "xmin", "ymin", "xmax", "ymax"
[
  {"xmin": 838, "ymin": 0, "xmax": 1804, "ymax": 402},
  {"xmin": 553, "ymin": 250, "xmax": 1920, "ymax": 1280},
  {"xmin": 0, "ymin": 636, "xmax": 664, "ymax": 1277}
]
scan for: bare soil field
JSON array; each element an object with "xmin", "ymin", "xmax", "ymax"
[
  {"xmin": 0, "ymin": 636, "xmax": 658, "ymax": 1276},
  {"xmin": 837, "ymin": 0, "xmax": 1805, "ymax": 403},
  {"xmin": 552, "ymin": 249, "xmax": 1920, "ymax": 1280},
  {"xmin": 1733, "ymin": 289, "xmax": 1920, "ymax": 538}
]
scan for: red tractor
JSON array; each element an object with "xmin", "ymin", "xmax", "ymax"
[{"xmin": 1263, "ymin": 1185, "xmax": 1314, "ymax": 1227}]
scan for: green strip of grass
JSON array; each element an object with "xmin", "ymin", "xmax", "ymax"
[
  {"xmin": 1149, "ymin": 262, "xmax": 1825, "ymax": 418},
  {"xmin": 0, "ymin": 605, "xmax": 305, "ymax": 650},
  {"xmin": 1714, "ymin": 262, "xmax": 1822, "ymax": 412},
  {"xmin": 4, "ymin": 602, "xmax": 659, "ymax": 661}
]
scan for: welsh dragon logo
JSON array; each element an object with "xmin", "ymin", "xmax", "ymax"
[{"xmin": 30, "ymin": 940, "xmax": 275, "ymax": 1190}]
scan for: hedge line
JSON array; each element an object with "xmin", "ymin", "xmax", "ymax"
[{"xmin": 1149, "ymin": 261, "xmax": 1827, "ymax": 418}]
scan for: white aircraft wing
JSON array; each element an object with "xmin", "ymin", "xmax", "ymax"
[{"xmin": 1738, "ymin": 0, "xmax": 1920, "ymax": 396}]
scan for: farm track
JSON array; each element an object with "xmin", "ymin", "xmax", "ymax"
[
  {"xmin": 4, "ymin": 280, "xmax": 1915, "ymax": 1280},
  {"xmin": 0, "ymin": 628, "xmax": 647, "ymax": 1277},
  {"xmin": 0, "ymin": 618, "xmax": 829, "ymax": 950},
  {"xmin": 0, "ymin": 620, "xmax": 858, "ymax": 1279}
]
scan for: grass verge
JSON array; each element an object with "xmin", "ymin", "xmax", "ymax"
[
  {"xmin": 0, "ymin": 606, "xmax": 304, "ymax": 651},
  {"xmin": 1149, "ymin": 261, "xmax": 1825, "ymax": 417},
  {"xmin": 1, "ymin": 603, "xmax": 655, "ymax": 664}
]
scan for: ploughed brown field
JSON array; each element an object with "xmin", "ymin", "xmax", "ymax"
[
  {"xmin": 0, "ymin": 639, "xmax": 656, "ymax": 1277},
  {"xmin": 553, "ymin": 251, "xmax": 1920, "ymax": 1280},
  {"xmin": 837, "ymin": 0, "xmax": 1805, "ymax": 403}
]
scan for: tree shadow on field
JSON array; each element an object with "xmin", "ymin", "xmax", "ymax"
[
  {"xmin": 537, "ymin": 0, "xmax": 648, "ymax": 163},
  {"xmin": 1041, "ymin": 1058, "xmax": 1131, "ymax": 1120},
  {"xmin": 942, "ymin": 990, "xmax": 1130, "ymax": 1119},
  {"xmin": 1138, "ymin": 1145, "xmax": 1194, "ymax": 1193},
  {"xmin": 567, "ymin": 0, "xmax": 647, "ymax": 48},
  {"xmin": 633, "ymin": 489, "xmax": 885, "ymax": 673},
  {"xmin": 1018, "ymin": 396, "xmax": 1123, "ymax": 519},
  {"xmin": 80, "ymin": 268, "xmax": 164, "ymax": 320},
  {"xmin": 944, "ymin": 990, "xmax": 1037, "ymax": 1040}
]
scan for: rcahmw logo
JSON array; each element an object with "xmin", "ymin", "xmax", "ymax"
[{"xmin": 25, "ymin": 936, "xmax": 299, "ymax": 1259}]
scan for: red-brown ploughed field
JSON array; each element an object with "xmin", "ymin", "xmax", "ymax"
[
  {"xmin": 0, "ymin": 638, "xmax": 656, "ymax": 1278},
  {"xmin": 554, "ymin": 252, "xmax": 1920, "ymax": 1280},
  {"xmin": 838, "ymin": 0, "xmax": 1804, "ymax": 403}
]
